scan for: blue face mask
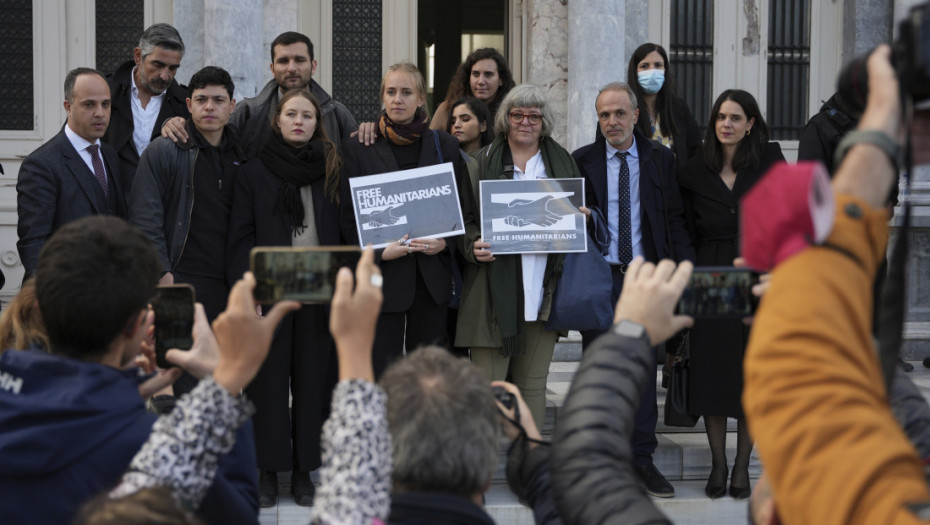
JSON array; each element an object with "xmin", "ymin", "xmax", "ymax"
[{"xmin": 637, "ymin": 69, "xmax": 665, "ymax": 94}]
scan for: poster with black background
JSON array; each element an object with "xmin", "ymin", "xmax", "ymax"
[
  {"xmin": 348, "ymin": 163, "xmax": 465, "ymax": 248},
  {"xmin": 479, "ymin": 178, "xmax": 587, "ymax": 254}
]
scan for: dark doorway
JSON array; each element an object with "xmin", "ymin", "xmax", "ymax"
[{"xmin": 417, "ymin": 0, "xmax": 507, "ymax": 114}]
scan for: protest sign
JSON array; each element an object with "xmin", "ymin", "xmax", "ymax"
[
  {"xmin": 348, "ymin": 162, "xmax": 465, "ymax": 248},
  {"xmin": 479, "ymin": 178, "xmax": 587, "ymax": 254}
]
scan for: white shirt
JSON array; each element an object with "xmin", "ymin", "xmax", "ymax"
[
  {"xmin": 604, "ymin": 137, "xmax": 643, "ymax": 264},
  {"xmin": 513, "ymin": 150, "xmax": 549, "ymax": 322},
  {"xmin": 64, "ymin": 124, "xmax": 108, "ymax": 186},
  {"xmin": 130, "ymin": 66, "xmax": 165, "ymax": 156}
]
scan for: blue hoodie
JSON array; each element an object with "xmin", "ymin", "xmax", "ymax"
[{"xmin": 0, "ymin": 349, "xmax": 259, "ymax": 524}]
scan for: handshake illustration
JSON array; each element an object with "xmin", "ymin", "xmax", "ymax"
[
  {"xmin": 504, "ymin": 195, "xmax": 574, "ymax": 228},
  {"xmin": 365, "ymin": 205, "xmax": 403, "ymax": 228}
]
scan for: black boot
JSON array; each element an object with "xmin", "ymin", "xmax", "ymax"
[
  {"xmin": 258, "ymin": 470, "xmax": 278, "ymax": 508},
  {"xmin": 291, "ymin": 470, "xmax": 315, "ymax": 506}
]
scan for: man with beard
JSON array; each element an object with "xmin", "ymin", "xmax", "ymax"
[{"xmin": 103, "ymin": 23, "xmax": 189, "ymax": 195}]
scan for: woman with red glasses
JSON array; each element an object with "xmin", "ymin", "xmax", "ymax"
[{"xmin": 457, "ymin": 84, "xmax": 583, "ymax": 426}]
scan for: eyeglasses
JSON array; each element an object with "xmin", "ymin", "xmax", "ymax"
[{"xmin": 509, "ymin": 112, "xmax": 543, "ymax": 125}]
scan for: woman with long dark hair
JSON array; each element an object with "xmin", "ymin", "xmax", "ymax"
[
  {"xmin": 339, "ymin": 63, "xmax": 465, "ymax": 378},
  {"xmin": 446, "ymin": 96, "xmax": 494, "ymax": 153},
  {"xmin": 430, "ymin": 48, "xmax": 516, "ymax": 130},
  {"xmin": 677, "ymin": 89, "xmax": 785, "ymax": 500},
  {"xmin": 226, "ymin": 88, "xmax": 343, "ymax": 508},
  {"xmin": 627, "ymin": 43, "xmax": 702, "ymax": 166}
]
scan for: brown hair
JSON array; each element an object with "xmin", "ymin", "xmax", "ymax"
[
  {"xmin": 272, "ymin": 88, "xmax": 343, "ymax": 202},
  {"xmin": 0, "ymin": 278, "xmax": 48, "ymax": 355},
  {"xmin": 441, "ymin": 48, "xmax": 515, "ymax": 119}
]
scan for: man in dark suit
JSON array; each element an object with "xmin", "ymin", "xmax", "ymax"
[
  {"xmin": 572, "ymin": 81, "xmax": 694, "ymax": 498},
  {"xmin": 17, "ymin": 67, "xmax": 127, "ymax": 278},
  {"xmin": 103, "ymin": 23, "xmax": 189, "ymax": 196}
]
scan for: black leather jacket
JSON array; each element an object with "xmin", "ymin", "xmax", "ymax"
[{"xmin": 551, "ymin": 328, "xmax": 671, "ymax": 524}]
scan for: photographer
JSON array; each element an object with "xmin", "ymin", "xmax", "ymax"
[{"xmin": 743, "ymin": 45, "xmax": 930, "ymax": 525}]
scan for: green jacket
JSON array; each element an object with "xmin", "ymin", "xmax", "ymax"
[{"xmin": 455, "ymin": 135, "xmax": 580, "ymax": 348}]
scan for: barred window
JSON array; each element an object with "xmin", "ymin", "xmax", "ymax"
[
  {"xmin": 669, "ymin": 0, "xmax": 714, "ymax": 136},
  {"xmin": 332, "ymin": 0, "xmax": 383, "ymax": 123},
  {"xmin": 0, "ymin": 0, "xmax": 34, "ymax": 130},
  {"xmin": 95, "ymin": 0, "xmax": 144, "ymax": 77},
  {"xmin": 766, "ymin": 0, "xmax": 810, "ymax": 140}
]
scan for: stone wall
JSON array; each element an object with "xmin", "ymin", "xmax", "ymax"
[{"xmin": 525, "ymin": 0, "xmax": 569, "ymax": 147}]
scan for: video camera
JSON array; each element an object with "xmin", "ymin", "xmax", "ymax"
[{"xmin": 836, "ymin": 2, "xmax": 930, "ymax": 118}]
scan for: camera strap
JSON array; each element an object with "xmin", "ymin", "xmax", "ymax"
[{"xmin": 877, "ymin": 129, "xmax": 912, "ymax": 392}]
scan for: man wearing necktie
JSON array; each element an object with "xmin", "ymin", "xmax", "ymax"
[
  {"xmin": 17, "ymin": 68, "xmax": 127, "ymax": 280},
  {"xmin": 572, "ymin": 81, "xmax": 694, "ymax": 498}
]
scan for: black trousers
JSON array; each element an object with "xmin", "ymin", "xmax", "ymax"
[
  {"xmin": 246, "ymin": 305, "xmax": 337, "ymax": 473},
  {"xmin": 171, "ymin": 272, "xmax": 229, "ymax": 396},
  {"xmin": 372, "ymin": 269, "xmax": 448, "ymax": 379},
  {"xmin": 581, "ymin": 268, "xmax": 658, "ymax": 466}
]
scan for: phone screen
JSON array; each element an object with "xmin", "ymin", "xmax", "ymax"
[
  {"xmin": 153, "ymin": 284, "xmax": 195, "ymax": 368},
  {"xmin": 250, "ymin": 247, "xmax": 362, "ymax": 304},
  {"xmin": 677, "ymin": 267, "xmax": 759, "ymax": 318}
]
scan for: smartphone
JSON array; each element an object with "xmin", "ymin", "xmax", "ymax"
[
  {"xmin": 153, "ymin": 284, "xmax": 195, "ymax": 369},
  {"xmin": 677, "ymin": 267, "xmax": 760, "ymax": 318},
  {"xmin": 250, "ymin": 246, "xmax": 363, "ymax": 304}
]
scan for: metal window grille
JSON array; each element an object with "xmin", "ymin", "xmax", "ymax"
[
  {"xmin": 767, "ymin": 0, "xmax": 810, "ymax": 140},
  {"xmin": 95, "ymin": 0, "xmax": 144, "ymax": 77},
  {"xmin": 669, "ymin": 0, "xmax": 714, "ymax": 137},
  {"xmin": 333, "ymin": 0, "xmax": 383, "ymax": 123},
  {"xmin": 0, "ymin": 0, "xmax": 33, "ymax": 130}
]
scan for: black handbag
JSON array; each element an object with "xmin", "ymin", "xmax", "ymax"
[
  {"xmin": 664, "ymin": 330, "xmax": 699, "ymax": 428},
  {"xmin": 546, "ymin": 207, "xmax": 613, "ymax": 332}
]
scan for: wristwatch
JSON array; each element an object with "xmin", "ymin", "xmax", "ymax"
[{"xmin": 612, "ymin": 319, "xmax": 650, "ymax": 345}]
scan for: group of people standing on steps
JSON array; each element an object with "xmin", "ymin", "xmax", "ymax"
[{"xmin": 13, "ymin": 19, "xmax": 800, "ymax": 511}]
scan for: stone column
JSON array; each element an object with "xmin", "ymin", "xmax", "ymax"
[
  {"xmin": 843, "ymin": 0, "xmax": 893, "ymax": 60},
  {"xmin": 173, "ymin": 0, "xmax": 205, "ymax": 85},
  {"xmin": 525, "ymin": 0, "xmax": 569, "ymax": 147},
  {"xmin": 564, "ymin": 0, "xmax": 649, "ymax": 152},
  {"xmin": 203, "ymin": 0, "xmax": 264, "ymax": 98}
]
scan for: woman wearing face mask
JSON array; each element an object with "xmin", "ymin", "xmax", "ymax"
[
  {"xmin": 339, "ymin": 63, "xmax": 465, "ymax": 378},
  {"xmin": 430, "ymin": 48, "xmax": 516, "ymax": 130},
  {"xmin": 446, "ymin": 97, "xmax": 494, "ymax": 154},
  {"xmin": 226, "ymin": 89, "xmax": 344, "ymax": 508},
  {"xmin": 677, "ymin": 89, "xmax": 784, "ymax": 501},
  {"xmin": 628, "ymin": 43, "xmax": 702, "ymax": 167}
]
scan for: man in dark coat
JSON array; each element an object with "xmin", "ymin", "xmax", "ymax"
[
  {"xmin": 571, "ymin": 81, "xmax": 694, "ymax": 498},
  {"xmin": 17, "ymin": 67, "xmax": 127, "ymax": 279},
  {"xmin": 102, "ymin": 23, "xmax": 189, "ymax": 196}
]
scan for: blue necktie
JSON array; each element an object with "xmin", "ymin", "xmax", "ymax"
[{"xmin": 617, "ymin": 151, "xmax": 632, "ymax": 264}]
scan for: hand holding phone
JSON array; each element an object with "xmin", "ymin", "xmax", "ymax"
[
  {"xmin": 676, "ymin": 267, "xmax": 760, "ymax": 318},
  {"xmin": 250, "ymin": 247, "xmax": 363, "ymax": 304}
]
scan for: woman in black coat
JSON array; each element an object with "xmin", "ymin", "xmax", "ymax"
[
  {"xmin": 227, "ymin": 88, "xmax": 343, "ymax": 507},
  {"xmin": 677, "ymin": 89, "xmax": 784, "ymax": 501},
  {"xmin": 628, "ymin": 43, "xmax": 702, "ymax": 167},
  {"xmin": 340, "ymin": 63, "xmax": 465, "ymax": 378}
]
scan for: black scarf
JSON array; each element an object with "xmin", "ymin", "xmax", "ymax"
[
  {"xmin": 259, "ymin": 133, "xmax": 327, "ymax": 235},
  {"xmin": 377, "ymin": 107, "xmax": 430, "ymax": 146}
]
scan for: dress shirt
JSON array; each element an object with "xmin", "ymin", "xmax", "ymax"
[
  {"xmin": 605, "ymin": 137, "xmax": 643, "ymax": 264},
  {"xmin": 513, "ymin": 150, "xmax": 549, "ymax": 322},
  {"xmin": 130, "ymin": 66, "xmax": 165, "ymax": 156},
  {"xmin": 64, "ymin": 124, "xmax": 108, "ymax": 186}
]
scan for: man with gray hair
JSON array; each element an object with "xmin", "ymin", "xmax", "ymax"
[
  {"xmin": 103, "ymin": 23, "xmax": 190, "ymax": 193},
  {"xmin": 571, "ymin": 81, "xmax": 693, "ymax": 498}
]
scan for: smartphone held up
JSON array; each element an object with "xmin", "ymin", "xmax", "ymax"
[
  {"xmin": 250, "ymin": 246, "xmax": 362, "ymax": 304},
  {"xmin": 677, "ymin": 267, "xmax": 760, "ymax": 318},
  {"xmin": 153, "ymin": 284, "xmax": 196, "ymax": 369}
]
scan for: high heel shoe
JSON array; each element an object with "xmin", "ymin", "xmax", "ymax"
[
  {"xmin": 704, "ymin": 463, "xmax": 727, "ymax": 499},
  {"xmin": 729, "ymin": 467, "xmax": 751, "ymax": 499}
]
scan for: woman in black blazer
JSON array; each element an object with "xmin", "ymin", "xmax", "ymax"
[
  {"xmin": 340, "ymin": 63, "xmax": 464, "ymax": 378},
  {"xmin": 227, "ymin": 88, "xmax": 343, "ymax": 507},
  {"xmin": 677, "ymin": 89, "xmax": 785, "ymax": 501}
]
